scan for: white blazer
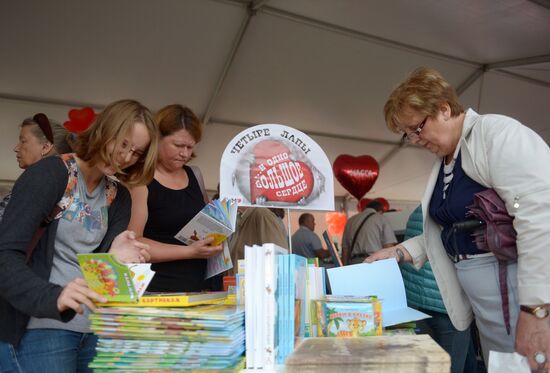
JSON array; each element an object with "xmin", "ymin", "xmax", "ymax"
[{"xmin": 402, "ymin": 109, "xmax": 550, "ymax": 330}]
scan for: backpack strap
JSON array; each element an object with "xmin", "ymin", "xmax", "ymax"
[
  {"xmin": 25, "ymin": 154, "xmax": 117, "ymax": 262},
  {"xmin": 25, "ymin": 155, "xmax": 76, "ymax": 263},
  {"xmin": 350, "ymin": 212, "xmax": 376, "ymax": 256}
]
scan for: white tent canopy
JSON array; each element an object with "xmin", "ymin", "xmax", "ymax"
[{"xmin": 1, "ymin": 0, "xmax": 549, "ymax": 203}]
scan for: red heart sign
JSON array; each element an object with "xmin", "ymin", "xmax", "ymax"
[
  {"xmin": 249, "ymin": 140, "xmax": 314, "ymax": 203},
  {"xmin": 333, "ymin": 154, "xmax": 379, "ymax": 200},
  {"xmin": 63, "ymin": 107, "xmax": 96, "ymax": 133}
]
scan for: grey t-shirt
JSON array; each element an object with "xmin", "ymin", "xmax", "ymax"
[
  {"xmin": 342, "ymin": 208, "xmax": 397, "ymax": 256},
  {"xmin": 291, "ymin": 226, "xmax": 322, "ymax": 258},
  {"xmin": 28, "ymin": 167, "xmax": 108, "ymax": 333}
]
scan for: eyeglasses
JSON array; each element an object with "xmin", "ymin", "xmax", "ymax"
[
  {"xmin": 120, "ymin": 139, "xmax": 145, "ymax": 162},
  {"xmin": 401, "ymin": 116, "xmax": 428, "ymax": 143}
]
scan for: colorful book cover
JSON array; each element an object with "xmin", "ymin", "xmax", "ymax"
[
  {"xmin": 77, "ymin": 253, "xmax": 155, "ymax": 302},
  {"xmin": 174, "ymin": 198, "xmax": 237, "ymax": 246},
  {"xmin": 315, "ymin": 297, "xmax": 382, "ymax": 337},
  {"xmin": 104, "ymin": 291, "xmax": 227, "ymax": 308}
]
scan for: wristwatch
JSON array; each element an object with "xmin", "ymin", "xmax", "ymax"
[
  {"xmin": 395, "ymin": 248, "xmax": 405, "ymax": 263},
  {"xmin": 520, "ymin": 305, "xmax": 550, "ymax": 319}
]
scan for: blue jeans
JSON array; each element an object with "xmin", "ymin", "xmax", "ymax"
[
  {"xmin": 0, "ymin": 329, "xmax": 97, "ymax": 373},
  {"xmin": 416, "ymin": 309, "xmax": 477, "ymax": 373}
]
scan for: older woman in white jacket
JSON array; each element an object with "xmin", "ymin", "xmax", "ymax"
[{"xmin": 368, "ymin": 67, "xmax": 550, "ymax": 372}]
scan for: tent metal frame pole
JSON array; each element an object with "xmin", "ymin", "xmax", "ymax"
[
  {"xmin": 486, "ymin": 54, "xmax": 550, "ymax": 70},
  {"xmin": 0, "ymin": 93, "xmax": 105, "ymax": 111},
  {"xmin": 259, "ymin": 6, "xmax": 479, "ymax": 67},
  {"xmin": 202, "ymin": 0, "xmax": 271, "ymax": 125}
]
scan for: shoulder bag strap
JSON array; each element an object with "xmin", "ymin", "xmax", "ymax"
[
  {"xmin": 350, "ymin": 212, "xmax": 376, "ymax": 255},
  {"xmin": 25, "ymin": 155, "xmax": 77, "ymax": 263},
  {"xmin": 25, "ymin": 205, "xmax": 62, "ymax": 263}
]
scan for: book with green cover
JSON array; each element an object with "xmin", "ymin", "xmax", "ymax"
[{"xmin": 77, "ymin": 253, "xmax": 155, "ymax": 303}]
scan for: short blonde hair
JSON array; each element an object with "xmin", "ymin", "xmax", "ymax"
[
  {"xmin": 384, "ymin": 67, "xmax": 464, "ymax": 133},
  {"xmin": 74, "ymin": 99, "xmax": 159, "ymax": 187}
]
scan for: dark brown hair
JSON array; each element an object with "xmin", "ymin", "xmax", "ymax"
[{"xmin": 156, "ymin": 104, "xmax": 202, "ymax": 159}]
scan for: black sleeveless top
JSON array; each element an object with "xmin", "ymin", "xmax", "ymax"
[{"xmin": 144, "ymin": 165, "xmax": 210, "ymax": 292}]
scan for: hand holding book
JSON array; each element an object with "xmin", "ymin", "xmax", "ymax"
[
  {"xmin": 187, "ymin": 236, "xmax": 224, "ymax": 259},
  {"xmin": 57, "ymin": 277, "xmax": 108, "ymax": 314}
]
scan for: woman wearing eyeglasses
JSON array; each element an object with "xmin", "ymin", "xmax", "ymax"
[
  {"xmin": 0, "ymin": 100, "xmax": 159, "ymax": 372},
  {"xmin": 367, "ymin": 67, "xmax": 550, "ymax": 372}
]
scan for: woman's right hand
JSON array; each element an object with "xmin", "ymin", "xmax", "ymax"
[
  {"xmin": 189, "ymin": 236, "xmax": 224, "ymax": 259},
  {"xmin": 57, "ymin": 278, "xmax": 107, "ymax": 314},
  {"xmin": 364, "ymin": 245, "xmax": 412, "ymax": 264}
]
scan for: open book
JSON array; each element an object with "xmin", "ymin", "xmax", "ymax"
[
  {"xmin": 175, "ymin": 199, "xmax": 238, "ymax": 279},
  {"xmin": 77, "ymin": 253, "xmax": 155, "ymax": 303},
  {"xmin": 174, "ymin": 199, "xmax": 238, "ymax": 246}
]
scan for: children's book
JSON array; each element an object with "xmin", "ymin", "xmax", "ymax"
[
  {"xmin": 174, "ymin": 198, "xmax": 238, "ymax": 246},
  {"xmin": 205, "ymin": 241, "xmax": 233, "ymax": 279},
  {"xmin": 104, "ymin": 291, "xmax": 228, "ymax": 307},
  {"xmin": 77, "ymin": 253, "xmax": 155, "ymax": 303}
]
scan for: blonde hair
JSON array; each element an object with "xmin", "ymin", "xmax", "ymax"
[
  {"xmin": 384, "ymin": 67, "xmax": 464, "ymax": 133},
  {"xmin": 74, "ymin": 99, "xmax": 159, "ymax": 187}
]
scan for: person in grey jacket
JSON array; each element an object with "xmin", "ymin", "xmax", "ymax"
[
  {"xmin": 367, "ymin": 67, "xmax": 550, "ymax": 372},
  {"xmin": 0, "ymin": 100, "xmax": 159, "ymax": 372}
]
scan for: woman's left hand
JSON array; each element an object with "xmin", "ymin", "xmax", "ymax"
[
  {"xmin": 109, "ymin": 230, "xmax": 151, "ymax": 263},
  {"xmin": 515, "ymin": 309, "xmax": 550, "ymax": 372}
]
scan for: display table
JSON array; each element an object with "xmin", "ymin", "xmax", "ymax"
[{"xmin": 283, "ymin": 335, "xmax": 450, "ymax": 372}]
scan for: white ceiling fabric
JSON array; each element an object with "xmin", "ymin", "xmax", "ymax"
[{"xmin": 1, "ymin": 0, "xmax": 549, "ymax": 202}]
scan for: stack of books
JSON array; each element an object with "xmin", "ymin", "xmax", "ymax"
[{"xmin": 88, "ymin": 303, "xmax": 245, "ymax": 371}]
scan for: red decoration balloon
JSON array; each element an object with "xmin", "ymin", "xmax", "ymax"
[
  {"xmin": 325, "ymin": 212, "xmax": 347, "ymax": 238},
  {"xmin": 333, "ymin": 155, "xmax": 379, "ymax": 200},
  {"xmin": 357, "ymin": 198, "xmax": 373, "ymax": 212},
  {"xmin": 63, "ymin": 107, "xmax": 96, "ymax": 133},
  {"xmin": 374, "ymin": 197, "xmax": 390, "ymax": 212}
]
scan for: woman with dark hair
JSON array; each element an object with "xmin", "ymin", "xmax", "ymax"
[
  {"xmin": 0, "ymin": 113, "xmax": 71, "ymax": 221},
  {"xmin": 0, "ymin": 99, "xmax": 159, "ymax": 372},
  {"xmin": 129, "ymin": 104, "xmax": 222, "ymax": 292}
]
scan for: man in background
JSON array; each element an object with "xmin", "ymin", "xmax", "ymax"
[
  {"xmin": 292, "ymin": 213, "xmax": 330, "ymax": 259},
  {"xmin": 341, "ymin": 200, "xmax": 397, "ymax": 265}
]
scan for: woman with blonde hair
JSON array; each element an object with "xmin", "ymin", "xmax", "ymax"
[
  {"xmin": 368, "ymin": 67, "xmax": 550, "ymax": 372},
  {"xmin": 129, "ymin": 104, "xmax": 222, "ymax": 292},
  {"xmin": 0, "ymin": 99, "xmax": 159, "ymax": 372}
]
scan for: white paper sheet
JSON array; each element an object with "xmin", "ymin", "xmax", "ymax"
[{"xmin": 327, "ymin": 258, "xmax": 430, "ymax": 327}]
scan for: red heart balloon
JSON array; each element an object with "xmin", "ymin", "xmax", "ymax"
[
  {"xmin": 357, "ymin": 198, "xmax": 373, "ymax": 212},
  {"xmin": 333, "ymin": 155, "xmax": 379, "ymax": 200},
  {"xmin": 63, "ymin": 107, "xmax": 96, "ymax": 133},
  {"xmin": 249, "ymin": 140, "xmax": 314, "ymax": 203},
  {"xmin": 374, "ymin": 197, "xmax": 390, "ymax": 212}
]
